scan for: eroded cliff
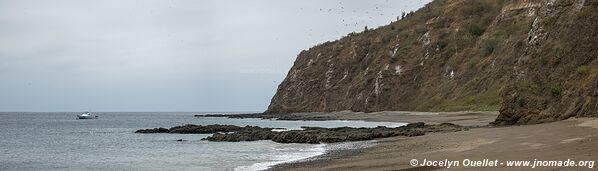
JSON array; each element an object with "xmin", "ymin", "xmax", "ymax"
[{"xmin": 267, "ymin": 0, "xmax": 598, "ymax": 125}]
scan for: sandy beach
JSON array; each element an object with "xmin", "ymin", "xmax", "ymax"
[{"xmin": 272, "ymin": 111, "xmax": 598, "ymax": 170}]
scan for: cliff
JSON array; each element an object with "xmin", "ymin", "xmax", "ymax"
[{"xmin": 266, "ymin": 0, "xmax": 598, "ymax": 125}]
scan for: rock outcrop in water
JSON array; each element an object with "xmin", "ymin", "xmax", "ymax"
[
  {"xmin": 135, "ymin": 124, "xmax": 272, "ymax": 134},
  {"xmin": 266, "ymin": 0, "xmax": 598, "ymax": 125},
  {"xmin": 136, "ymin": 122, "xmax": 468, "ymax": 144}
]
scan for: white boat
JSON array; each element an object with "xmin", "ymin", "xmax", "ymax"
[{"xmin": 77, "ymin": 112, "xmax": 98, "ymax": 119}]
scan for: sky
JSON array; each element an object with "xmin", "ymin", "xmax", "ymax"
[{"xmin": 0, "ymin": 0, "xmax": 432, "ymax": 112}]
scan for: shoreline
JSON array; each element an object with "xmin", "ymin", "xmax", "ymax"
[
  {"xmin": 267, "ymin": 140, "xmax": 375, "ymax": 171},
  {"xmin": 191, "ymin": 111, "xmax": 496, "ymax": 170},
  {"xmin": 266, "ymin": 112, "xmax": 598, "ymax": 171},
  {"xmin": 259, "ymin": 111, "xmax": 499, "ymax": 170},
  {"xmin": 235, "ymin": 143, "xmax": 327, "ymax": 171}
]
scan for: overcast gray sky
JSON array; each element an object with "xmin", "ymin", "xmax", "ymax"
[{"xmin": 0, "ymin": 0, "xmax": 431, "ymax": 112}]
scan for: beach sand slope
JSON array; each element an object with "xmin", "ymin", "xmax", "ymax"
[{"xmin": 276, "ymin": 112, "xmax": 597, "ymax": 171}]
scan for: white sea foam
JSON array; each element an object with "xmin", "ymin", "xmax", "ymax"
[
  {"xmin": 233, "ymin": 139, "xmax": 385, "ymax": 171},
  {"xmin": 271, "ymin": 128, "xmax": 289, "ymax": 132},
  {"xmin": 234, "ymin": 144, "xmax": 326, "ymax": 171}
]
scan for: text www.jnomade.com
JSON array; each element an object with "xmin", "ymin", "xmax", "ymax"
[{"xmin": 410, "ymin": 158, "xmax": 595, "ymax": 169}]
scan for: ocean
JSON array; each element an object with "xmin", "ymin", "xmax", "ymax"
[{"xmin": 0, "ymin": 112, "xmax": 404, "ymax": 171}]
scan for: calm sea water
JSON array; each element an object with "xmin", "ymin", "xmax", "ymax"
[{"xmin": 0, "ymin": 112, "xmax": 404, "ymax": 171}]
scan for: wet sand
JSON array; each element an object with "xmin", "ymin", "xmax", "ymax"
[{"xmin": 271, "ymin": 111, "xmax": 598, "ymax": 170}]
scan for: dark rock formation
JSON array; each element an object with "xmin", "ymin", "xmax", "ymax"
[
  {"xmin": 205, "ymin": 129, "xmax": 277, "ymax": 142},
  {"xmin": 266, "ymin": 127, "xmax": 424, "ymax": 144},
  {"xmin": 136, "ymin": 123, "xmax": 467, "ymax": 144},
  {"xmin": 204, "ymin": 123, "xmax": 466, "ymax": 144},
  {"xmin": 135, "ymin": 127, "xmax": 169, "ymax": 133},
  {"xmin": 134, "ymin": 124, "xmax": 272, "ymax": 134},
  {"xmin": 404, "ymin": 122, "xmax": 425, "ymax": 128},
  {"xmin": 266, "ymin": 0, "xmax": 598, "ymax": 125}
]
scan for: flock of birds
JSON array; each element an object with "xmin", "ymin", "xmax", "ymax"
[{"xmin": 296, "ymin": 1, "xmax": 418, "ymax": 37}]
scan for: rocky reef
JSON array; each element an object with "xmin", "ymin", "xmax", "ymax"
[
  {"xmin": 135, "ymin": 124, "xmax": 271, "ymax": 134},
  {"xmin": 266, "ymin": 0, "xmax": 598, "ymax": 125},
  {"xmin": 135, "ymin": 122, "xmax": 468, "ymax": 144}
]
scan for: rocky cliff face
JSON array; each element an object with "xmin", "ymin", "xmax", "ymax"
[{"xmin": 267, "ymin": 0, "xmax": 598, "ymax": 125}]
